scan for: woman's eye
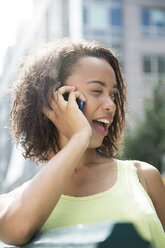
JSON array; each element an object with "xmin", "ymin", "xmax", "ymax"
[{"xmin": 92, "ymin": 90, "xmax": 102, "ymax": 93}]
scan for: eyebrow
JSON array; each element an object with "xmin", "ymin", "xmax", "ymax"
[{"xmin": 86, "ymin": 80, "xmax": 118, "ymax": 89}]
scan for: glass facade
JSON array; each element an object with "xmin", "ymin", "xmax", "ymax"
[
  {"xmin": 85, "ymin": 3, "xmax": 109, "ymax": 29},
  {"xmin": 83, "ymin": 0, "xmax": 122, "ymax": 42},
  {"xmin": 110, "ymin": 8, "xmax": 122, "ymax": 26},
  {"xmin": 141, "ymin": 8, "xmax": 165, "ymax": 37},
  {"xmin": 143, "ymin": 55, "xmax": 165, "ymax": 83}
]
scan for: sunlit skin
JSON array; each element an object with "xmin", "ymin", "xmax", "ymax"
[
  {"xmin": 0, "ymin": 55, "xmax": 164, "ymax": 246},
  {"xmin": 55, "ymin": 57, "xmax": 119, "ymax": 196},
  {"xmin": 59, "ymin": 56, "xmax": 117, "ymax": 152}
]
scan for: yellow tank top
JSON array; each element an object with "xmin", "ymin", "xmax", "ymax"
[{"xmin": 41, "ymin": 160, "xmax": 165, "ymax": 248}]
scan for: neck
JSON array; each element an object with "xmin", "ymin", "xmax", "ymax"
[{"xmin": 57, "ymin": 133, "xmax": 106, "ymax": 169}]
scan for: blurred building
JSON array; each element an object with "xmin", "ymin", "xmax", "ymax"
[
  {"xmin": 0, "ymin": 0, "xmax": 165, "ymax": 191},
  {"xmin": 70, "ymin": 0, "xmax": 165, "ymax": 126},
  {"xmin": 0, "ymin": 0, "xmax": 69, "ymax": 192}
]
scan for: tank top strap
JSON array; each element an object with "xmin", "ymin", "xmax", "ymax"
[
  {"xmin": 116, "ymin": 160, "xmax": 141, "ymax": 195},
  {"xmin": 117, "ymin": 159, "xmax": 137, "ymax": 179}
]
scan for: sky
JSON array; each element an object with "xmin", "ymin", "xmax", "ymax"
[{"xmin": 0, "ymin": 0, "xmax": 33, "ymax": 75}]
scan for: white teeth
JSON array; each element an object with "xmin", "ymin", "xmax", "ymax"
[{"xmin": 97, "ymin": 118, "xmax": 110, "ymax": 124}]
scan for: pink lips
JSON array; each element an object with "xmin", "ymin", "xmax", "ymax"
[{"xmin": 92, "ymin": 115, "xmax": 113, "ymax": 136}]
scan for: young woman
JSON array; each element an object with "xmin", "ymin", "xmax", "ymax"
[{"xmin": 0, "ymin": 39, "xmax": 164, "ymax": 247}]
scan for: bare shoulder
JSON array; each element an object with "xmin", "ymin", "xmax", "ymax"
[
  {"xmin": 133, "ymin": 160, "xmax": 164, "ymax": 192},
  {"xmin": 133, "ymin": 160, "xmax": 165, "ymax": 230}
]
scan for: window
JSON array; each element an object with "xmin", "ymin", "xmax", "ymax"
[
  {"xmin": 83, "ymin": 4, "xmax": 122, "ymax": 29},
  {"xmin": 83, "ymin": 0, "xmax": 122, "ymax": 41},
  {"xmin": 89, "ymin": 4, "xmax": 108, "ymax": 29},
  {"xmin": 83, "ymin": 7, "xmax": 88, "ymax": 25},
  {"xmin": 111, "ymin": 8, "xmax": 122, "ymax": 26},
  {"xmin": 83, "ymin": 3, "xmax": 109, "ymax": 30},
  {"xmin": 158, "ymin": 57, "xmax": 165, "ymax": 73},
  {"xmin": 143, "ymin": 56, "xmax": 151, "ymax": 73},
  {"xmin": 141, "ymin": 8, "xmax": 165, "ymax": 37},
  {"xmin": 143, "ymin": 55, "xmax": 165, "ymax": 83}
]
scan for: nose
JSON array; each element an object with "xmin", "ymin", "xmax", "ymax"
[{"xmin": 102, "ymin": 96, "xmax": 116, "ymax": 114}]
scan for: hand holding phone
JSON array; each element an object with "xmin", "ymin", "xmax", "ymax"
[
  {"xmin": 43, "ymin": 86, "xmax": 91, "ymax": 139},
  {"xmin": 63, "ymin": 93, "xmax": 85, "ymax": 112}
]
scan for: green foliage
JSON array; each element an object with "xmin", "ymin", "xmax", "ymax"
[{"xmin": 122, "ymin": 81, "xmax": 165, "ymax": 172}]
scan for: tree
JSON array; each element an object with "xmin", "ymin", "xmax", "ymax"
[{"xmin": 122, "ymin": 81, "xmax": 165, "ymax": 172}]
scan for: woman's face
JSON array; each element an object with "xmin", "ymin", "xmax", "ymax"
[{"xmin": 65, "ymin": 56, "xmax": 118, "ymax": 148}]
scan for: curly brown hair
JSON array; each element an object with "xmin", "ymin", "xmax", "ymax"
[{"xmin": 10, "ymin": 38, "xmax": 126, "ymax": 162}]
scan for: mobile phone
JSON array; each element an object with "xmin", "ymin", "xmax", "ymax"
[{"xmin": 63, "ymin": 93, "xmax": 85, "ymax": 111}]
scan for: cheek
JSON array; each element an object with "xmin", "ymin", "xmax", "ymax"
[{"xmin": 83, "ymin": 98, "xmax": 97, "ymax": 119}]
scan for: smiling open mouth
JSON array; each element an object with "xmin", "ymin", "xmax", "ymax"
[{"xmin": 92, "ymin": 119, "xmax": 109, "ymax": 136}]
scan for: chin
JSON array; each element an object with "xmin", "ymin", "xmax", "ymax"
[{"xmin": 88, "ymin": 135, "xmax": 104, "ymax": 149}]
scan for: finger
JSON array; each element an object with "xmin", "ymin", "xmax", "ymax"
[
  {"xmin": 57, "ymin": 86, "xmax": 76, "ymax": 98},
  {"xmin": 48, "ymin": 86, "xmax": 76, "ymax": 113},
  {"xmin": 53, "ymin": 86, "xmax": 76, "ymax": 105},
  {"xmin": 68, "ymin": 91, "xmax": 86, "ymax": 103}
]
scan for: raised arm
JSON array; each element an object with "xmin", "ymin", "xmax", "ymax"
[{"xmin": 0, "ymin": 86, "xmax": 91, "ymax": 245}]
